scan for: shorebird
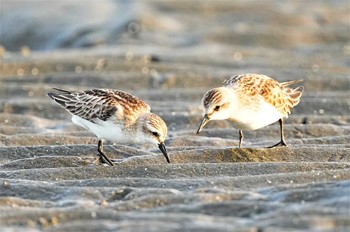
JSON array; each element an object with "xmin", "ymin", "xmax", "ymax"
[
  {"xmin": 196, "ymin": 73, "xmax": 303, "ymax": 147},
  {"xmin": 48, "ymin": 88, "xmax": 170, "ymax": 166}
]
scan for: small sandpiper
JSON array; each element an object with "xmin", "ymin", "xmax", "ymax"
[
  {"xmin": 196, "ymin": 73, "xmax": 303, "ymax": 147},
  {"xmin": 48, "ymin": 88, "xmax": 170, "ymax": 166}
]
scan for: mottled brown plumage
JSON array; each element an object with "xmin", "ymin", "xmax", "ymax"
[
  {"xmin": 48, "ymin": 88, "xmax": 151, "ymax": 127},
  {"xmin": 197, "ymin": 73, "xmax": 304, "ymax": 148},
  {"xmin": 223, "ymin": 74, "xmax": 303, "ymax": 117},
  {"xmin": 47, "ymin": 88, "xmax": 169, "ymax": 165}
]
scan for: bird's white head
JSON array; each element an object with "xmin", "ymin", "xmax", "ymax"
[
  {"xmin": 197, "ymin": 87, "xmax": 235, "ymax": 134},
  {"xmin": 140, "ymin": 113, "xmax": 170, "ymax": 163}
]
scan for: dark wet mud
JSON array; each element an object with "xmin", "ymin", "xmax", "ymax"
[{"xmin": 0, "ymin": 1, "xmax": 349, "ymax": 231}]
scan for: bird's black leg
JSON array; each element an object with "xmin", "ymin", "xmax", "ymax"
[
  {"xmin": 97, "ymin": 140, "xmax": 114, "ymax": 166},
  {"xmin": 239, "ymin": 130, "xmax": 244, "ymax": 148},
  {"xmin": 268, "ymin": 118, "xmax": 287, "ymax": 148}
]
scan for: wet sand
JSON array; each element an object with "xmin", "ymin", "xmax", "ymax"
[{"xmin": 0, "ymin": 1, "xmax": 349, "ymax": 231}]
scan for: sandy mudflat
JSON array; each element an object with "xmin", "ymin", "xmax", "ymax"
[{"xmin": 0, "ymin": 1, "xmax": 349, "ymax": 231}]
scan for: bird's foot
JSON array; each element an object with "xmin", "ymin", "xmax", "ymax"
[
  {"xmin": 268, "ymin": 140, "xmax": 287, "ymax": 148},
  {"xmin": 97, "ymin": 152, "xmax": 114, "ymax": 166},
  {"xmin": 91, "ymin": 157, "xmax": 108, "ymax": 166}
]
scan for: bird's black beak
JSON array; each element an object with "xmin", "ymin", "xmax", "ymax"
[
  {"xmin": 196, "ymin": 114, "xmax": 210, "ymax": 134},
  {"xmin": 158, "ymin": 142, "xmax": 170, "ymax": 163}
]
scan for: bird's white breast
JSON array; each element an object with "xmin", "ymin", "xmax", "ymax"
[
  {"xmin": 71, "ymin": 115, "xmax": 139, "ymax": 143},
  {"xmin": 229, "ymin": 100, "xmax": 284, "ymax": 130}
]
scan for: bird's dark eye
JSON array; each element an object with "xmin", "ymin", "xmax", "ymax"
[
  {"xmin": 214, "ymin": 105, "xmax": 221, "ymax": 111},
  {"xmin": 152, "ymin": 131, "xmax": 159, "ymax": 137}
]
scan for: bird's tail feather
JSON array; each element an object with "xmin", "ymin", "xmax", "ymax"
[{"xmin": 281, "ymin": 79, "xmax": 303, "ymax": 87}]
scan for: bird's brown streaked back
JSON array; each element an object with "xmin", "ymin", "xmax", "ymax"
[
  {"xmin": 223, "ymin": 74, "xmax": 303, "ymax": 116},
  {"xmin": 48, "ymin": 88, "xmax": 151, "ymax": 126}
]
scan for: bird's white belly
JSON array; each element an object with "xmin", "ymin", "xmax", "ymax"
[
  {"xmin": 71, "ymin": 115, "xmax": 134, "ymax": 143},
  {"xmin": 230, "ymin": 103, "xmax": 284, "ymax": 130}
]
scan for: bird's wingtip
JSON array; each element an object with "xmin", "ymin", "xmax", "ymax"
[
  {"xmin": 47, "ymin": 92, "xmax": 54, "ymax": 99},
  {"xmin": 51, "ymin": 87, "xmax": 71, "ymax": 93}
]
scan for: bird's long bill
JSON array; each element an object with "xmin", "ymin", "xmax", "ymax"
[
  {"xmin": 196, "ymin": 115, "xmax": 210, "ymax": 134},
  {"xmin": 158, "ymin": 142, "xmax": 170, "ymax": 163}
]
